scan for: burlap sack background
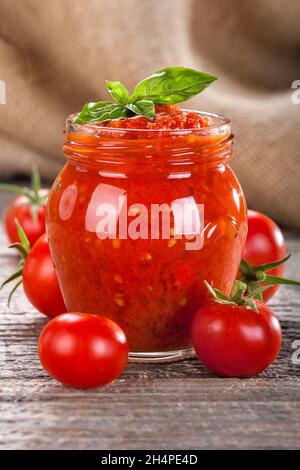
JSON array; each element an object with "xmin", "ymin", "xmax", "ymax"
[{"xmin": 0, "ymin": 0, "xmax": 299, "ymax": 228}]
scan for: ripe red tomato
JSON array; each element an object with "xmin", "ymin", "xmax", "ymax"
[
  {"xmin": 23, "ymin": 234, "xmax": 66, "ymax": 318},
  {"xmin": 243, "ymin": 210, "xmax": 286, "ymax": 301},
  {"xmin": 5, "ymin": 192, "xmax": 47, "ymax": 247},
  {"xmin": 38, "ymin": 313, "xmax": 128, "ymax": 388},
  {"xmin": 191, "ymin": 300, "xmax": 282, "ymax": 377}
]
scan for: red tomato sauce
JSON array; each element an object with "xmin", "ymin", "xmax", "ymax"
[
  {"xmin": 47, "ymin": 110, "xmax": 247, "ymax": 353},
  {"xmin": 102, "ymin": 105, "xmax": 212, "ymax": 130}
]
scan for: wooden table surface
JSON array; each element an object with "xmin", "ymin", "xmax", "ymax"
[{"xmin": 0, "ymin": 187, "xmax": 300, "ymax": 450}]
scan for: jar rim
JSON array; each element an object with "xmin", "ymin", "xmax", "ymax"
[{"xmin": 66, "ymin": 109, "xmax": 230, "ymax": 137}]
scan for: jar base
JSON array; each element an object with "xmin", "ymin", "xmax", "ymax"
[{"xmin": 129, "ymin": 348, "xmax": 195, "ymax": 363}]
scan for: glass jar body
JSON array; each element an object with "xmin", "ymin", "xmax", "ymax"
[{"xmin": 47, "ymin": 118, "xmax": 247, "ymax": 361}]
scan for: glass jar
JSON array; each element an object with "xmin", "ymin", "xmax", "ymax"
[{"xmin": 47, "ymin": 112, "xmax": 247, "ymax": 362}]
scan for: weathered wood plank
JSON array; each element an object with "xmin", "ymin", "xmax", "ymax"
[{"xmin": 1, "ymin": 381, "xmax": 300, "ymax": 450}]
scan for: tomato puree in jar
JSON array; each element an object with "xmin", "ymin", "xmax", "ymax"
[{"xmin": 47, "ymin": 105, "xmax": 247, "ymax": 358}]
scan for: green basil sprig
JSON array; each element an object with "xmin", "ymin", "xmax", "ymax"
[{"xmin": 75, "ymin": 67, "xmax": 217, "ymax": 124}]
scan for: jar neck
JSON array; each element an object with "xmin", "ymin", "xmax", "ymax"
[{"xmin": 63, "ymin": 113, "xmax": 233, "ymax": 173}]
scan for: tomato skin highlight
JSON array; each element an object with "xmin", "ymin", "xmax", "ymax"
[
  {"xmin": 5, "ymin": 193, "xmax": 47, "ymax": 247},
  {"xmin": 191, "ymin": 300, "xmax": 282, "ymax": 377},
  {"xmin": 23, "ymin": 234, "xmax": 66, "ymax": 318},
  {"xmin": 38, "ymin": 313, "xmax": 128, "ymax": 388},
  {"xmin": 243, "ymin": 210, "xmax": 286, "ymax": 301}
]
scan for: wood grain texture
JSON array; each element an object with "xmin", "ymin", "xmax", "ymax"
[{"xmin": 0, "ymin": 187, "xmax": 300, "ymax": 450}]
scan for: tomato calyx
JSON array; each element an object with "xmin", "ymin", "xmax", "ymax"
[
  {"xmin": 204, "ymin": 280, "xmax": 271, "ymax": 313},
  {"xmin": 0, "ymin": 168, "xmax": 49, "ymax": 222},
  {"xmin": 238, "ymin": 255, "xmax": 300, "ymax": 300},
  {"xmin": 1, "ymin": 220, "xmax": 30, "ymax": 305}
]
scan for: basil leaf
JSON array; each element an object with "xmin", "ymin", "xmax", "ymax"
[
  {"xmin": 75, "ymin": 67, "xmax": 218, "ymax": 124},
  {"xmin": 125, "ymin": 100, "xmax": 155, "ymax": 120},
  {"xmin": 75, "ymin": 101, "xmax": 131, "ymax": 124},
  {"xmin": 130, "ymin": 67, "xmax": 217, "ymax": 104},
  {"xmin": 106, "ymin": 81, "xmax": 129, "ymax": 105}
]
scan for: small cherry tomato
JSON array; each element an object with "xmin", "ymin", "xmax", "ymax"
[
  {"xmin": 2, "ymin": 222, "xmax": 66, "ymax": 318},
  {"xmin": 191, "ymin": 300, "xmax": 282, "ymax": 377},
  {"xmin": 243, "ymin": 210, "xmax": 286, "ymax": 301},
  {"xmin": 0, "ymin": 169, "xmax": 48, "ymax": 247},
  {"xmin": 23, "ymin": 234, "xmax": 66, "ymax": 317},
  {"xmin": 4, "ymin": 192, "xmax": 47, "ymax": 247},
  {"xmin": 38, "ymin": 313, "xmax": 128, "ymax": 388}
]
